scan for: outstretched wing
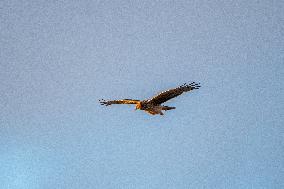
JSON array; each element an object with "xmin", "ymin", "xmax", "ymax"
[
  {"xmin": 147, "ymin": 82, "xmax": 201, "ymax": 105},
  {"xmin": 99, "ymin": 99, "xmax": 140, "ymax": 106}
]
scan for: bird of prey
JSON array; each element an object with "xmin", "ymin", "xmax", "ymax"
[{"xmin": 99, "ymin": 82, "xmax": 200, "ymax": 115}]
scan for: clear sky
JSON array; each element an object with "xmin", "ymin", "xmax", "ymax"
[{"xmin": 1, "ymin": 1, "xmax": 283, "ymax": 189}]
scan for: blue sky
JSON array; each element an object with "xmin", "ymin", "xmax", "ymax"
[{"xmin": 1, "ymin": 1, "xmax": 283, "ymax": 188}]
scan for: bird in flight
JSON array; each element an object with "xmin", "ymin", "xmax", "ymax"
[{"xmin": 99, "ymin": 82, "xmax": 200, "ymax": 115}]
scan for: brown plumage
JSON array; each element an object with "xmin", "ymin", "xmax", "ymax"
[{"xmin": 99, "ymin": 82, "xmax": 200, "ymax": 115}]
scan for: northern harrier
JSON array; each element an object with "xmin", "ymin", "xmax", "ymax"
[{"xmin": 99, "ymin": 82, "xmax": 200, "ymax": 115}]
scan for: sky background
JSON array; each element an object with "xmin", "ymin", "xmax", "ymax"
[{"xmin": 1, "ymin": 0, "xmax": 283, "ymax": 188}]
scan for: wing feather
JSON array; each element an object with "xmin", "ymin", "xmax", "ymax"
[
  {"xmin": 99, "ymin": 99, "xmax": 140, "ymax": 106},
  {"xmin": 147, "ymin": 82, "xmax": 200, "ymax": 105}
]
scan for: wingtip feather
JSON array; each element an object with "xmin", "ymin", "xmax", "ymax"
[{"xmin": 181, "ymin": 82, "xmax": 201, "ymax": 91}]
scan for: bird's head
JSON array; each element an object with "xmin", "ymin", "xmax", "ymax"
[{"xmin": 135, "ymin": 102, "xmax": 142, "ymax": 110}]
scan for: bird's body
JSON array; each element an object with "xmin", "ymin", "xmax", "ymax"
[
  {"xmin": 134, "ymin": 101, "xmax": 175, "ymax": 115},
  {"xmin": 100, "ymin": 82, "xmax": 200, "ymax": 115}
]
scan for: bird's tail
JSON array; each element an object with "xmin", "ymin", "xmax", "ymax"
[{"xmin": 162, "ymin": 106, "xmax": 176, "ymax": 111}]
